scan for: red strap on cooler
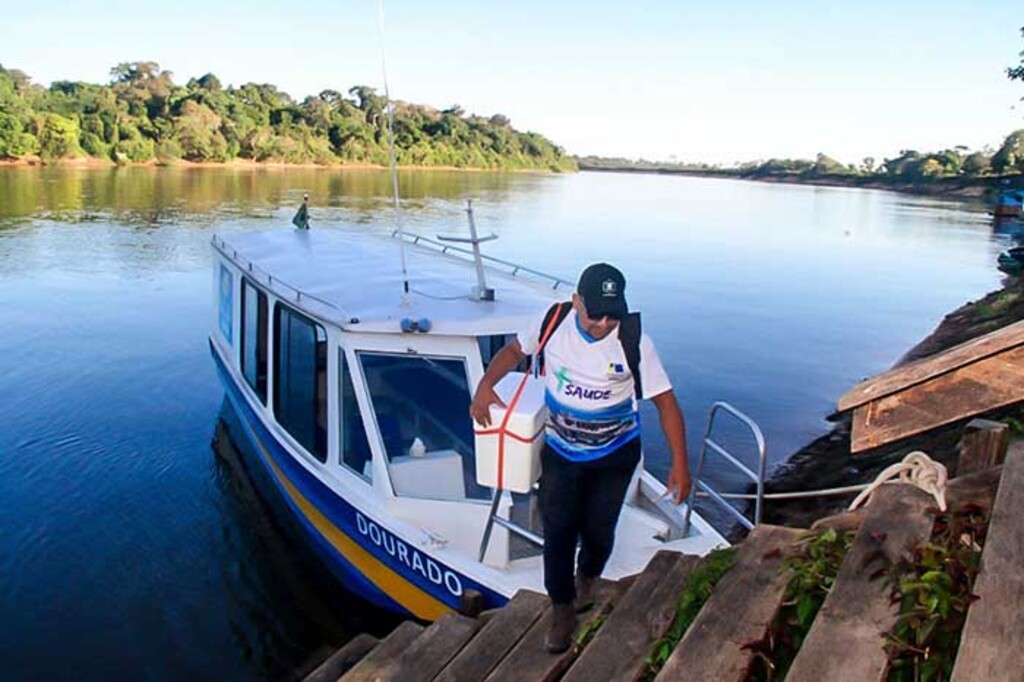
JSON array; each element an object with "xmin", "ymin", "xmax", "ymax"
[{"xmin": 477, "ymin": 303, "xmax": 566, "ymax": 489}]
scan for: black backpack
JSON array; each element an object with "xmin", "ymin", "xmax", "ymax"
[{"xmin": 537, "ymin": 301, "xmax": 643, "ymax": 400}]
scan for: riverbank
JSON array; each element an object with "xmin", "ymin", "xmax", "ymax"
[
  {"xmin": 580, "ymin": 165, "xmax": 1024, "ymax": 201},
  {"xmin": 0, "ymin": 155, "xmax": 569, "ymax": 173},
  {"xmin": 763, "ymin": 274, "xmax": 1024, "ymax": 527}
]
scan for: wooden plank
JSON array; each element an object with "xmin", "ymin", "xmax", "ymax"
[
  {"xmin": 303, "ymin": 633, "xmax": 379, "ymax": 682},
  {"xmin": 484, "ymin": 580, "xmax": 627, "ymax": 682},
  {"xmin": 654, "ymin": 525, "xmax": 802, "ymax": 682},
  {"xmin": 341, "ymin": 621, "xmax": 423, "ymax": 682},
  {"xmin": 958, "ymin": 418, "xmax": 1010, "ymax": 475},
  {"xmin": 951, "ymin": 447, "xmax": 1024, "ymax": 682},
  {"xmin": 436, "ymin": 590, "xmax": 547, "ymax": 682},
  {"xmin": 785, "ymin": 486, "xmax": 936, "ymax": 682},
  {"xmin": 838, "ymin": 320, "xmax": 1024, "ymax": 412},
  {"xmin": 563, "ymin": 551, "xmax": 699, "ymax": 682},
  {"xmin": 850, "ymin": 344, "xmax": 1024, "ymax": 452},
  {"xmin": 375, "ymin": 614, "xmax": 480, "ymax": 682}
]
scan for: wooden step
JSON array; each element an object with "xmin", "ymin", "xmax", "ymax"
[
  {"xmin": 484, "ymin": 580, "xmax": 627, "ymax": 682},
  {"xmin": 654, "ymin": 524, "xmax": 803, "ymax": 682},
  {"xmin": 340, "ymin": 620, "xmax": 424, "ymax": 682},
  {"xmin": 435, "ymin": 590, "xmax": 548, "ymax": 682},
  {"xmin": 372, "ymin": 613, "xmax": 480, "ymax": 682},
  {"xmin": 786, "ymin": 485, "xmax": 937, "ymax": 682},
  {"xmin": 302, "ymin": 633, "xmax": 379, "ymax": 682},
  {"xmin": 952, "ymin": 447, "xmax": 1024, "ymax": 681},
  {"xmin": 562, "ymin": 550, "xmax": 699, "ymax": 682}
]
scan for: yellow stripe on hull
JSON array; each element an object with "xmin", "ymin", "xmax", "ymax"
[{"xmin": 253, "ymin": 428, "xmax": 453, "ymax": 620}]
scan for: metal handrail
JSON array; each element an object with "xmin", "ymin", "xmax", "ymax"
[
  {"xmin": 477, "ymin": 489, "xmax": 544, "ymax": 562},
  {"xmin": 211, "ymin": 235, "xmax": 340, "ymax": 311},
  {"xmin": 682, "ymin": 402, "xmax": 767, "ymax": 535},
  {"xmin": 391, "ymin": 230, "xmax": 572, "ymax": 291}
]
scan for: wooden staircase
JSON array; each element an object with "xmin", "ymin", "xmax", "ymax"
[{"xmin": 303, "ymin": 448, "xmax": 1020, "ymax": 682}]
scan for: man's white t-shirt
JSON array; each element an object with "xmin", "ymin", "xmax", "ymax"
[{"xmin": 517, "ymin": 308, "xmax": 672, "ymax": 462}]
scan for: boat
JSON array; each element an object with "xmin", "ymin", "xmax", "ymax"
[
  {"xmin": 992, "ymin": 188, "xmax": 1023, "ymax": 219},
  {"xmin": 997, "ymin": 245, "xmax": 1024, "ymax": 274},
  {"xmin": 208, "ymin": 216, "xmax": 730, "ymax": 620}
]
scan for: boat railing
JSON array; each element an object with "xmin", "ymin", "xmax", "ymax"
[
  {"xmin": 212, "ymin": 235, "xmax": 340, "ymax": 311},
  {"xmin": 477, "ymin": 490, "xmax": 543, "ymax": 562},
  {"xmin": 683, "ymin": 401, "xmax": 767, "ymax": 535},
  {"xmin": 390, "ymin": 230, "xmax": 572, "ymax": 291}
]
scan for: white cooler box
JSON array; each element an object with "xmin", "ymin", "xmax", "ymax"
[{"xmin": 474, "ymin": 371, "xmax": 548, "ymax": 493}]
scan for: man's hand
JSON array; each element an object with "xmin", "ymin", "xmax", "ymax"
[
  {"xmin": 651, "ymin": 389, "xmax": 692, "ymax": 504},
  {"xmin": 667, "ymin": 462, "xmax": 692, "ymax": 504},
  {"xmin": 469, "ymin": 341, "xmax": 525, "ymax": 427},
  {"xmin": 470, "ymin": 383, "xmax": 506, "ymax": 427}
]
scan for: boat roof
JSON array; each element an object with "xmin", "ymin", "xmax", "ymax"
[{"xmin": 214, "ymin": 228, "xmax": 569, "ymax": 335}]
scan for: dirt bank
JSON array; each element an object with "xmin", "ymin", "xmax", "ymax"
[
  {"xmin": 762, "ymin": 275, "xmax": 1024, "ymax": 528},
  {"xmin": 581, "ymin": 166, "xmax": 1024, "ymax": 202},
  {"xmin": 0, "ymin": 156, "xmax": 562, "ymax": 174}
]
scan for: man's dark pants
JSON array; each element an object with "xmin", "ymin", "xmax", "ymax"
[{"xmin": 538, "ymin": 438, "xmax": 642, "ymax": 605}]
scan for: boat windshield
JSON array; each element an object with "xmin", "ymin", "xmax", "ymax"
[{"xmin": 358, "ymin": 351, "xmax": 490, "ymax": 501}]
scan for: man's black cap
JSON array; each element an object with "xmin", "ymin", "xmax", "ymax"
[{"xmin": 577, "ymin": 263, "xmax": 628, "ymax": 319}]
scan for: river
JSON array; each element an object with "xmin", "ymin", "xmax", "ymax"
[{"xmin": 0, "ymin": 166, "xmax": 1009, "ymax": 680}]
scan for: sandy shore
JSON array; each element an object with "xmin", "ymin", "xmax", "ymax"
[{"xmin": 0, "ymin": 156, "xmax": 562, "ymax": 174}]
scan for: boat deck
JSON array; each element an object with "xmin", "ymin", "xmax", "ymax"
[{"xmin": 214, "ymin": 229, "xmax": 563, "ymax": 335}]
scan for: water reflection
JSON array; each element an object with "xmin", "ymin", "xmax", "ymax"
[
  {"xmin": 0, "ymin": 166, "xmax": 545, "ymax": 228},
  {"xmin": 211, "ymin": 410, "xmax": 397, "ymax": 680}
]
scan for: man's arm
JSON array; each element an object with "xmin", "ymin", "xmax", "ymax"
[
  {"xmin": 470, "ymin": 340, "xmax": 528, "ymax": 427},
  {"xmin": 650, "ymin": 389, "xmax": 692, "ymax": 503}
]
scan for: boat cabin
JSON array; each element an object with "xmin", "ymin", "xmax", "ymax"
[{"xmin": 209, "ymin": 226, "xmax": 725, "ymax": 613}]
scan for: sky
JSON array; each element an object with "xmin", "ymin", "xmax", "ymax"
[{"xmin": 3, "ymin": 0, "xmax": 1022, "ymax": 166}]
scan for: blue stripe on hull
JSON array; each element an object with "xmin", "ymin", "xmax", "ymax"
[
  {"xmin": 218, "ymin": 400, "xmax": 407, "ymax": 615},
  {"xmin": 210, "ymin": 341, "xmax": 508, "ymax": 618}
]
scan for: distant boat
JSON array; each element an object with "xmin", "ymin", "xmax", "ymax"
[
  {"xmin": 997, "ymin": 245, "xmax": 1024, "ymax": 274},
  {"xmin": 208, "ymin": 219, "xmax": 729, "ymax": 620},
  {"xmin": 992, "ymin": 188, "xmax": 1023, "ymax": 219}
]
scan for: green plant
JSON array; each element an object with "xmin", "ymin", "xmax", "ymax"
[
  {"xmin": 973, "ymin": 291, "xmax": 1020, "ymax": 320},
  {"xmin": 573, "ymin": 613, "xmax": 607, "ymax": 651},
  {"xmin": 643, "ymin": 547, "xmax": 737, "ymax": 679},
  {"xmin": 746, "ymin": 528, "xmax": 855, "ymax": 681},
  {"xmin": 884, "ymin": 505, "xmax": 987, "ymax": 682}
]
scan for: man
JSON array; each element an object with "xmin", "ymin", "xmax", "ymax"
[{"xmin": 470, "ymin": 263, "xmax": 692, "ymax": 653}]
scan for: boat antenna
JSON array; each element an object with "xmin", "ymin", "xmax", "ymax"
[{"xmin": 376, "ymin": 0, "xmax": 410, "ymax": 296}]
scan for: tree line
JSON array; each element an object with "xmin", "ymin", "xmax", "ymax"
[
  {"xmin": 0, "ymin": 61, "xmax": 577, "ymax": 172},
  {"xmin": 583, "ymin": 27, "xmax": 1024, "ymax": 181},
  {"xmin": 579, "ymin": 132, "xmax": 1024, "ymax": 181}
]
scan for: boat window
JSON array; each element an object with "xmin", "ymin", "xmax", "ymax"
[
  {"xmin": 358, "ymin": 352, "xmax": 489, "ymax": 501},
  {"xmin": 240, "ymin": 280, "xmax": 268, "ymax": 404},
  {"xmin": 339, "ymin": 349, "xmax": 373, "ymax": 482},
  {"xmin": 218, "ymin": 264, "xmax": 233, "ymax": 344},
  {"xmin": 273, "ymin": 303, "xmax": 328, "ymax": 463},
  {"xmin": 478, "ymin": 334, "xmax": 512, "ymax": 369},
  {"xmin": 478, "ymin": 334, "xmax": 530, "ymax": 372}
]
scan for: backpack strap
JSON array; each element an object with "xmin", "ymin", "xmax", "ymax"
[
  {"xmin": 536, "ymin": 301, "xmax": 572, "ymax": 375},
  {"xmin": 618, "ymin": 312, "xmax": 643, "ymax": 400},
  {"xmin": 537, "ymin": 302, "xmax": 643, "ymax": 399}
]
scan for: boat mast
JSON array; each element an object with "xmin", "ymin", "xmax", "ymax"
[{"xmin": 377, "ymin": 0, "xmax": 410, "ymax": 296}]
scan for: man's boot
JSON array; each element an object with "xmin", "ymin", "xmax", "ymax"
[
  {"xmin": 575, "ymin": 575, "xmax": 596, "ymax": 613},
  {"xmin": 544, "ymin": 603, "xmax": 578, "ymax": 654}
]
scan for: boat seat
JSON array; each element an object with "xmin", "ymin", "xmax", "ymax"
[{"xmin": 389, "ymin": 449, "xmax": 466, "ymax": 501}]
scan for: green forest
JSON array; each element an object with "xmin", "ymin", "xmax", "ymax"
[{"xmin": 0, "ymin": 61, "xmax": 576, "ymax": 171}]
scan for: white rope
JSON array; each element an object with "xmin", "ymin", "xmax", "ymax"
[{"xmin": 847, "ymin": 451, "xmax": 948, "ymax": 512}]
